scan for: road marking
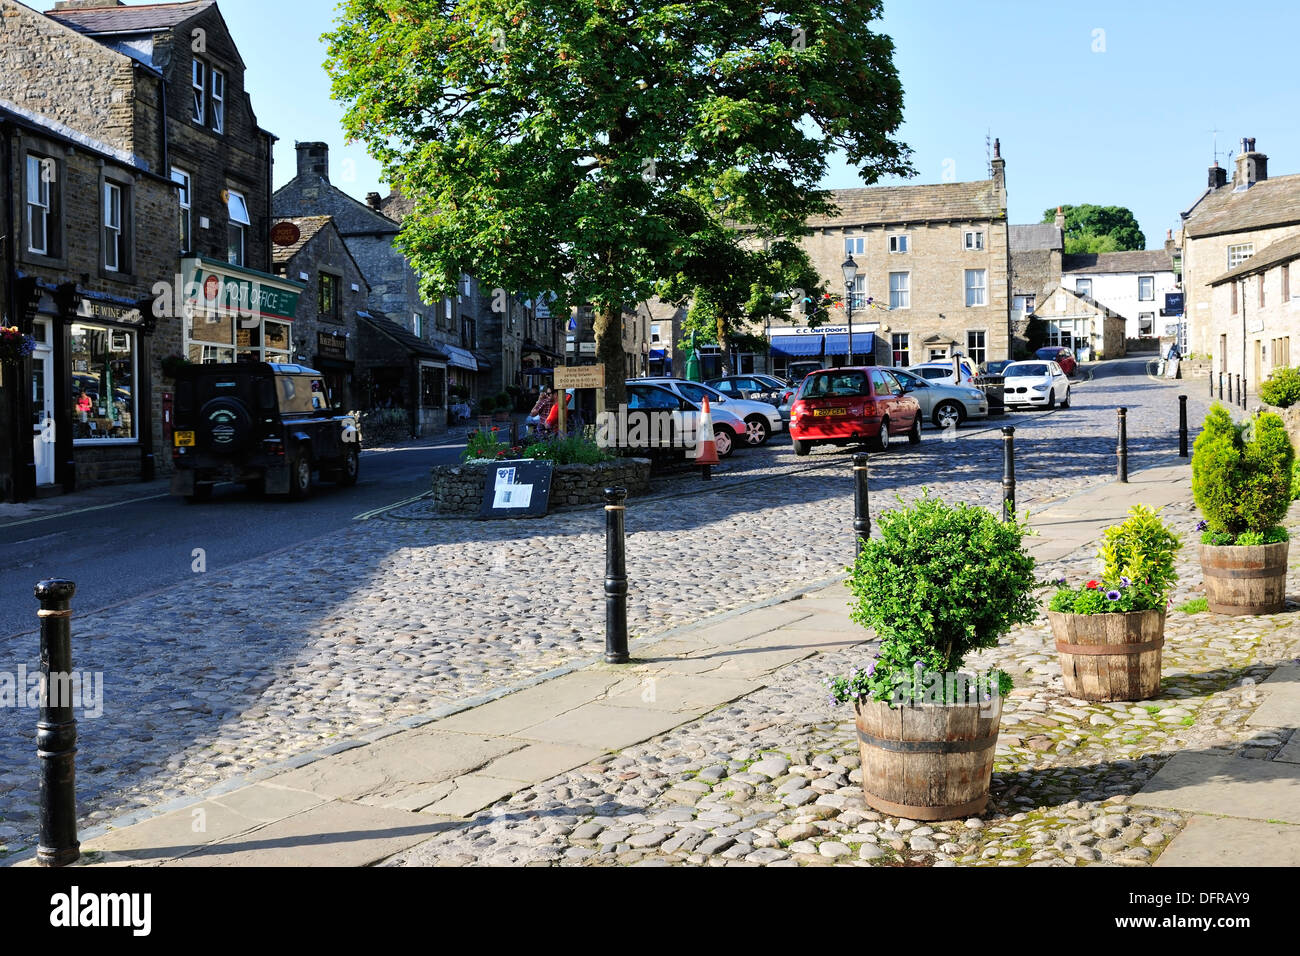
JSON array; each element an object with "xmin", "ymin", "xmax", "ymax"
[
  {"xmin": 353, "ymin": 492, "xmax": 431, "ymax": 521},
  {"xmin": 0, "ymin": 493, "xmax": 171, "ymax": 531}
]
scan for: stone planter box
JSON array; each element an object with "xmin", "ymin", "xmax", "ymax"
[{"xmin": 431, "ymin": 457, "xmax": 651, "ymax": 515}]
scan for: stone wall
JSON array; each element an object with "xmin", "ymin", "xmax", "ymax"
[{"xmin": 432, "ymin": 458, "xmax": 652, "ymax": 515}]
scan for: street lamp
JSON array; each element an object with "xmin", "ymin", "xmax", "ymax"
[{"xmin": 841, "ymin": 255, "xmax": 858, "ymax": 365}]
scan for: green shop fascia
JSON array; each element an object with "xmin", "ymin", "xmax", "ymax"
[{"xmin": 181, "ymin": 256, "xmax": 304, "ymax": 365}]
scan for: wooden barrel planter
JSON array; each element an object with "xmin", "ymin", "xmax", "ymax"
[
  {"xmin": 1198, "ymin": 541, "xmax": 1289, "ymax": 615},
  {"xmin": 1047, "ymin": 609, "xmax": 1164, "ymax": 701},
  {"xmin": 854, "ymin": 695, "xmax": 1002, "ymax": 821}
]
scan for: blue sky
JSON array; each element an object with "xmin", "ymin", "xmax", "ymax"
[{"xmin": 222, "ymin": 0, "xmax": 1300, "ymax": 248}]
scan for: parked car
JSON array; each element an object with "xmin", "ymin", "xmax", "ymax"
[
  {"xmin": 624, "ymin": 382, "xmax": 739, "ymax": 458},
  {"xmin": 785, "ymin": 360, "xmax": 824, "ymax": 385},
  {"xmin": 1001, "ymin": 360, "xmax": 1072, "ymax": 409},
  {"xmin": 979, "ymin": 359, "xmax": 1014, "ymax": 377},
  {"xmin": 170, "ymin": 362, "xmax": 360, "ymax": 502},
  {"xmin": 908, "ymin": 360, "xmax": 977, "ymax": 388},
  {"xmin": 887, "ymin": 367, "xmax": 989, "ymax": 428},
  {"xmin": 788, "ymin": 366, "xmax": 922, "ymax": 456},
  {"xmin": 1034, "ymin": 346, "xmax": 1078, "ymax": 376},
  {"xmin": 707, "ymin": 374, "xmax": 798, "ymax": 425},
  {"xmin": 632, "ymin": 377, "xmax": 782, "ymax": 446}
]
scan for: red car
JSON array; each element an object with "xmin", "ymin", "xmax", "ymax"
[
  {"xmin": 1034, "ymin": 346, "xmax": 1077, "ymax": 376},
  {"xmin": 789, "ymin": 367, "xmax": 923, "ymax": 456}
]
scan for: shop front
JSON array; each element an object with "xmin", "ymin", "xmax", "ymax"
[
  {"xmin": 313, "ymin": 328, "xmax": 355, "ymax": 410},
  {"xmin": 180, "ymin": 256, "xmax": 304, "ymax": 366}
]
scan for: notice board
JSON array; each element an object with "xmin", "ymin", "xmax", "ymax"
[{"xmin": 479, "ymin": 459, "xmax": 554, "ymax": 519}]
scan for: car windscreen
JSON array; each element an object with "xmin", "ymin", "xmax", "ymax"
[
  {"xmin": 1005, "ymin": 364, "xmax": 1049, "ymax": 377},
  {"xmin": 1034, "ymin": 349, "xmax": 1060, "ymax": 359}
]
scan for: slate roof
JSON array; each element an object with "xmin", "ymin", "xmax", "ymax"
[
  {"xmin": 46, "ymin": 0, "xmax": 214, "ymax": 34},
  {"xmin": 1009, "ymin": 224, "xmax": 1063, "ymax": 252},
  {"xmin": 1062, "ymin": 250, "xmax": 1174, "ymax": 275},
  {"xmin": 1182, "ymin": 173, "xmax": 1300, "ymax": 239},
  {"xmin": 1039, "ymin": 285, "xmax": 1122, "ymax": 319},
  {"xmin": 806, "ymin": 180, "xmax": 1005, "ymax": 228},
  {"xmin": 1208, "ymin": 232, "xmax": 1300, "ymax": 286},
  {"xmin": 270, "ymin": 216, "xmax": 332, "ymax": 267},
  {"xmin": 357, "ymin": 311, "xmax": 446, "ymax": 360}
]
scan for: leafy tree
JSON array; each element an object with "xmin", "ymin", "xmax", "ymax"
[
  {"xmin": 325, "ymin": 0, "xmax": 911, "ymax": 407},
  {"xmin": 1043, "ymin": 204, "xmax": 1146, "ymax": 254}
]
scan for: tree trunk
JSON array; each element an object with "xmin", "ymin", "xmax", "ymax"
[{"xmin": 593, "ymin": 303, "xmax": 626, "ymax": 412}]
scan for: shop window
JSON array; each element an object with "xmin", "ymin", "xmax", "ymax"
[
  {"xmin": 421, "ymin": 364, "xmax": 446, "ymax": 408},
  {"xmin": 71, "ymin": 323, "xmax": 136, "ymax": 442}
]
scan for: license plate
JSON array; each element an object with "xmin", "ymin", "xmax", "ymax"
[
  {"xmin": 173, "ymin": 430, "xmax": 195, "ymax": 447},
  {"xmin": 812, "ymin": 408, "xmax": 842, "ymax": 417}
]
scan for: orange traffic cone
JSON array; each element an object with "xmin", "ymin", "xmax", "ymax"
[{"xmin": 694, "ymin": 396, "xmax": 720, "ymax": 468}]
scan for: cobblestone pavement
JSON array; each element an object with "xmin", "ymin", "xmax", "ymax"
[
  {"xmin": 387, "ymin": 501, "xmax": 1300, "ymax": 867},
  {"xmin": 0, "ymin": 361, "xmax": 1215, "ymax": 858}
]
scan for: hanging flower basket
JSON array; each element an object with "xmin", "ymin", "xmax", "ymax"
[{"xmin": 0, "ymin": 327, "xmax": 35, "ymax": 365}]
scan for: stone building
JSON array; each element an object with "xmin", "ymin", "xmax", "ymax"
[
  {"xmin": 1207, "ymin": 233, "xmax": 1300, "ymax": 395},
  {"xmin": 1061, "ymin": 249, "xmax": 1178, "ymax": 344},
  {"xmin": 777, "ymin": 141, "xmax": 1012, "ymax": 373},
  {"xmin": 269, "ymin": 216, "xmax": 367, "ymax": 409},
  {"xmin": 1180, "ymin": 137, "xmax": 1300, "ymax": 369},
  {"xmin": 1030, "ymin": 286, "xmax": 1127, "ymax": 360},
  {"xmin": 1009, "ymin": 216, "xmax": 1064, "ymax": 323}
]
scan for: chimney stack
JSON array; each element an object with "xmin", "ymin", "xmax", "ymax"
[
  {"xmin": 1054, "ymin": 205, "xmax": 1065, "ymax": 231},
  {"xmin": 295, "ymin": 142, "xmax": 330, "ymax": 182},
  {"xmin": 366, "ymin": 192, "xmax": 382, "ymax": 210},
  {"xmin": 990, "ymin": 137, "xmax": 1005, "ymax": 199},
  {"xmin": 1208, "ymin": 162, "xmax": 1227, "ymax": 189},
  {"xmin": 1234, "ymin": 137, "xmax": 1267, "ymax": 189}
]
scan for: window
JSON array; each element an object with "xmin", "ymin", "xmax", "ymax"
[
  {"xmin": 25, "ymin": 154, "xmax": 57, "ymax": 256},
  {"xmin": 461, "ymin": 316, "xmax": 476, "ymax": 350},
  {"xmin": 928, "ymin": 348, "xmax": 948, "ymax": 361},
  {"xmin": 210, "ymin": 68, "xmax": 225, "ymax": 134},
  {"xmin": 70, "ymin": 324, "xmax": 136, "ymax": 442},
  {"xmin": 420, "ymin": 363, "xmax": 445, "ymax": 408},
  {"xmin": 191, "ymin": 59, "xmax": 206, "ymax": 124},
  {"xmin": 1228, "ymin": 243, "xmax": 1254, "ymax": 269},
  {"xmin": 1272, "ymin": 337, "xmax": 1291, "ymax": 367},
  {"xmin": 889, "ymin": 271, "xmax": 910, "ymax": 309},
  {"xmin": 171, "ymin": 167, "xmax": 192, "ymax": 253},
  {"xmin": 849, "ymin": 275, "xmax": 868, "ymax": 310},
  {"xmin": 319, "ymin": 273, "xmax": 339, "ymax": 322},
  {"xmin": 888, "ymin": 234, "xmax": 909, "ymax": 254},
  {"xmin": 1138, "ymin": 275, "xmax": 1154, "ymax": 301},
  {"xmin": 891, "ymin": 332, "xmax": 909, "ymax": 366},
  {"xmin": 964, "ymin": 230, "xmax": 984, "ymax": 251},
  {"xmin": 442, "ymin": 296, "xmax": 453, "ymax": 329},
  {"xmin": 966, "ymin": 330, "xmax": 986, "ymax": 366},
  {"xmin": 1075, "ymin": 277, "xmax": 1092, "ymax": 297},
  {"xmin": 412, "ymin": 312, "xmax": 422, "ymax": 337},
  {"xmin": 1012, "ymin": 294, "xmax": 1035, "ymax": 317},
  {"xmin": 844, "ymin": 236, "xmax": 865, "ymax": 255},
  {"xmin": 964, "ymin": 269, "xmax": 987, "ymax": 307},
  {"xmin": 1231, "ymin": 281, "xmax": 1238, "ymax": 314},
  {"xmin": 1139, "ymin": 313, "xmax": 1154, "ymax": 336},
  {"xmin": 226, "ymin": 189, "xmax": 249, "ymax": 266},
  {"xmin": 102, "ymin": 181, "xmax": 126, "ymax": 273}
]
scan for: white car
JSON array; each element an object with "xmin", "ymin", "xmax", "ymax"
[
  {"xmin": 887, "ymin": 367, "xmax": 989, "ymax": 428},
  {"xmin": 1001, "ymin": 360, "xmax": 1071, "ymax": 409},
  {"xmin": 908, "ymin": 361, "xmax": 978, "ymax": 388},
  {"xmin": 631, "ymin": 378, "xmax": 783, "ymax": 446}
]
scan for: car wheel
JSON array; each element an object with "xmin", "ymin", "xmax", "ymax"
[
  {"xmin": 338, "ymin": 446, "xmax": 360, "ymax": 486},
  {"xmin": 288, "ymin": 448, "xmax": 312, "ymax": 500},
  {"xmin": 1060, "ymin": 387, "xmax": 1071, "ymax": 409},
  {"xmin": 792, "ymin": 438, "xmax": 811, "ymax": 457},
  {"xmin": 908, "ymin": 415, "xmax": 921, "ymax": 445},
  {"xmin": 1046, "ymin": 390, "xmax": 1056, "ymax": 410},
  {"xmin": 932, "ymin": 400, "xmax": 965, "ymax": 430},
  {"xmin": 184, "ymin": 483, "xmax": 213, "ymax": 504},
  {"xmin": 743, "ymin": 416, "xmax": 770, "ymax": 446},
  {"xmin": 712, "ymin": 426, "xmax": 734, "ymax": 458},
  {"xmin": 875, "ymin": 418, "xmax": 891, "ymax": 452}
]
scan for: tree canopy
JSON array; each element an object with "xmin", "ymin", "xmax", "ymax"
[
  {"xmin": 1043, "ymin": 204, "xmax": 1146, "ymax": 254},
  {"xmin": 325, "ymin": 0, "xmax": 911, "ymax": 405}
]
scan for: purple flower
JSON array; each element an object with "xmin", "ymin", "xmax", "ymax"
[
  {"xmin": 1119, "ymin": 577, "xmax": 1131, "ymax": 588},
  {"xmin": 865, "ymin": 660, "xmax": 876, "ymax": 677},
  {"xmin": 1196, "ymin": 520, "xmax": 1208, "ymax": 532},
  {"xmin": 1106, "ymin": 590, "xmax": 1121, "ymax": 601},
  {"xmin": 1054, "ymin": 577, "xmax": 1067, "ymax": 586}
]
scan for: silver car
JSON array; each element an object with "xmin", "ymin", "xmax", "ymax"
[
  {"xmin": 887, "ymin": 367, "xmax": 989, "ymax": 428},
  {"xmin": 631, "ymin": 377, "xmax": 783, "ymax": 446}
]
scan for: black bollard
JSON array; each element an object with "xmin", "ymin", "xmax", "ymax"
[
  {"xmin": 1218, "ymin": 372, "xmax": 1224, "ymax": 402},
  {"xmin": 1001, "ymin": 427, "xmax": 1016, "ymax": 522},
  {"xmin": 1117, "ymin": 406, "xmax": 1129, "ymax": 483},
  {"xmin": 1209, "ymin": 370, "xmax": 1213, "ymax": 398},
  {"xmin": 852, "ymin": 453, "xmax": 871, "ymax": 555},
  {"xmin": 1178, "ymin": 395, "xmax": 1189, "ymax": 458},
  {"xmin": 1228, "ymin": 373, "xmax": 1234, "ymax": 405},
  {"xmin": 603, "ymin": 487, "xmax": 629, "ymax": 664},
  {"xmin": 1240, "ymin": 375, "xmax": 1247, "ymax": 409},
  {"xmin": 34, "ymin": 579, "xmax": 79, "ymax": 867}
]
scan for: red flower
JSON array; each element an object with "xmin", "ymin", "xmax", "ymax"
[{"xmin": 1085, "ymin": 580, "xmax": 1099, "ymax": 589}]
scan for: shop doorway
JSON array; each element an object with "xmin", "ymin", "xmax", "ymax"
[{"xmin": 31, "ymin": 320, "xmax": 54, "ymax": 486}]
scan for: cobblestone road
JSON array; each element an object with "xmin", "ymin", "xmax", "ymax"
[{"xmin": 0, "ymin": 359, "xmax": 1216, "ymax": 858}]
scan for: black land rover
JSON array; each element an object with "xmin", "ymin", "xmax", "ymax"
[{"xmin": 170, "ymin": 363, "xmax": 360, "ymax": 502}]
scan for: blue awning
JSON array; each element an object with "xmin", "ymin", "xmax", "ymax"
[
  {"xmin": 649, "ymin": 348, "xmax": 666, "ymax": 359},
  {"xmin": 823, "ymin": 332, "xmax": 874, "ymax": 358},
  {"xmin": 770, "ymin": 334, "xmax": 824, "ymax": 358}
]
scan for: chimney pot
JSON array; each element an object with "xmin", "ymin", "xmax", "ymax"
[{"xmin": 366, "ymin": 192, "xmax": 382, "ymax": 210}]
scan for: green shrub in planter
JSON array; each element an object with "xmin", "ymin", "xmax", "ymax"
[
  {"xmin": 1192, "ymin": 404, "xmax": 1294, "ymax": 544},
  {"xmin": 1049, "ymin": 505, "xmax": 1181, "ymax": 613},
  {"xmin": 830, "ymin": 494, "xmax": 1038, "ymax": 706},
  {"xmin": 1260, "ymin": 366, "xmax": 1300, "ymax": 408}
]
